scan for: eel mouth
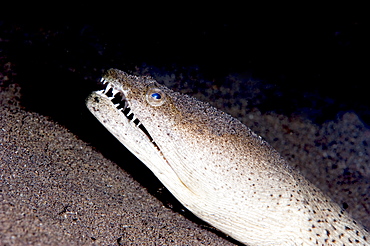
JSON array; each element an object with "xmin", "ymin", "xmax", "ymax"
[{"xmin": 100, "ymin": 78, "xmax": 159, "ymax": 150}]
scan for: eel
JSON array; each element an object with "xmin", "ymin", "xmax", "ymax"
[{"xmin": 86, "ymin": 68, "xmax": 369, "ymax": 245}]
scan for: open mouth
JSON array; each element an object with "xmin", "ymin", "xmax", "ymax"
[{"xmin": 100, "ymin": 78, "xmax": 160, "ymax": 150}]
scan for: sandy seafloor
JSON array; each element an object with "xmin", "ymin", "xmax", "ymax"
[{"xmin": 1, "ymin": 19, "xmax": 369, "ymax": 245}]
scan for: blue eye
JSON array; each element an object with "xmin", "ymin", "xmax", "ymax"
[
  {"xmin": 146, "ymin": 87, "xmax": 166, "ymax": 106},
  {"xmin": 151, "ymin": 93, "xmax": 162, "ymax": 100}
]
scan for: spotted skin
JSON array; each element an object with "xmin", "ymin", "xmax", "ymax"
[{"xmin": 86, "ymin": 69, "xmax": 369, "ymax": 245}]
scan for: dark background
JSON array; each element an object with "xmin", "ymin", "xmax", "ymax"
[{"xmin": 1, "ymin": 4, "xmax": 368, "ymax": 129}]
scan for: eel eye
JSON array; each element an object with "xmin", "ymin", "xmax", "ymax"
[
  {"xmin": 151, "ymin": 93, "xmax": 161, "ymax": 100},
  {"xmin": 146, "ymin": 87, "xmax": 166, "ymax": 106}
]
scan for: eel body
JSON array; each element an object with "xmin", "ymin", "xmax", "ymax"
[{"xmin": 86, "ymin": 68, "xmax": 369, "ymax": 245}]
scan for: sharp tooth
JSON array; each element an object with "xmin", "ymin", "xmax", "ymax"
[
  {"xmin": 112, "ymin": 88, "xmax": 120, "ymax": 96},
  {"xmin": 122, "ymin": 105, "xmax": 130, "ymax": 114},
  {"xmin": 104, "ymin": 83, "xmax": 112, "ymax": 93},
  {"xmin": 100, "ymin": 78, "xmax": 107, "ymax": 84}
]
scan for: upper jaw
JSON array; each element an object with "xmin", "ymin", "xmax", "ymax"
[
  {"xmin": 100, "ymin": 77, "xmax": 129, "ymax": 110},
  {"xmin": 97, "ymin": 76, "xmax": 155, "ymax": 142}
]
